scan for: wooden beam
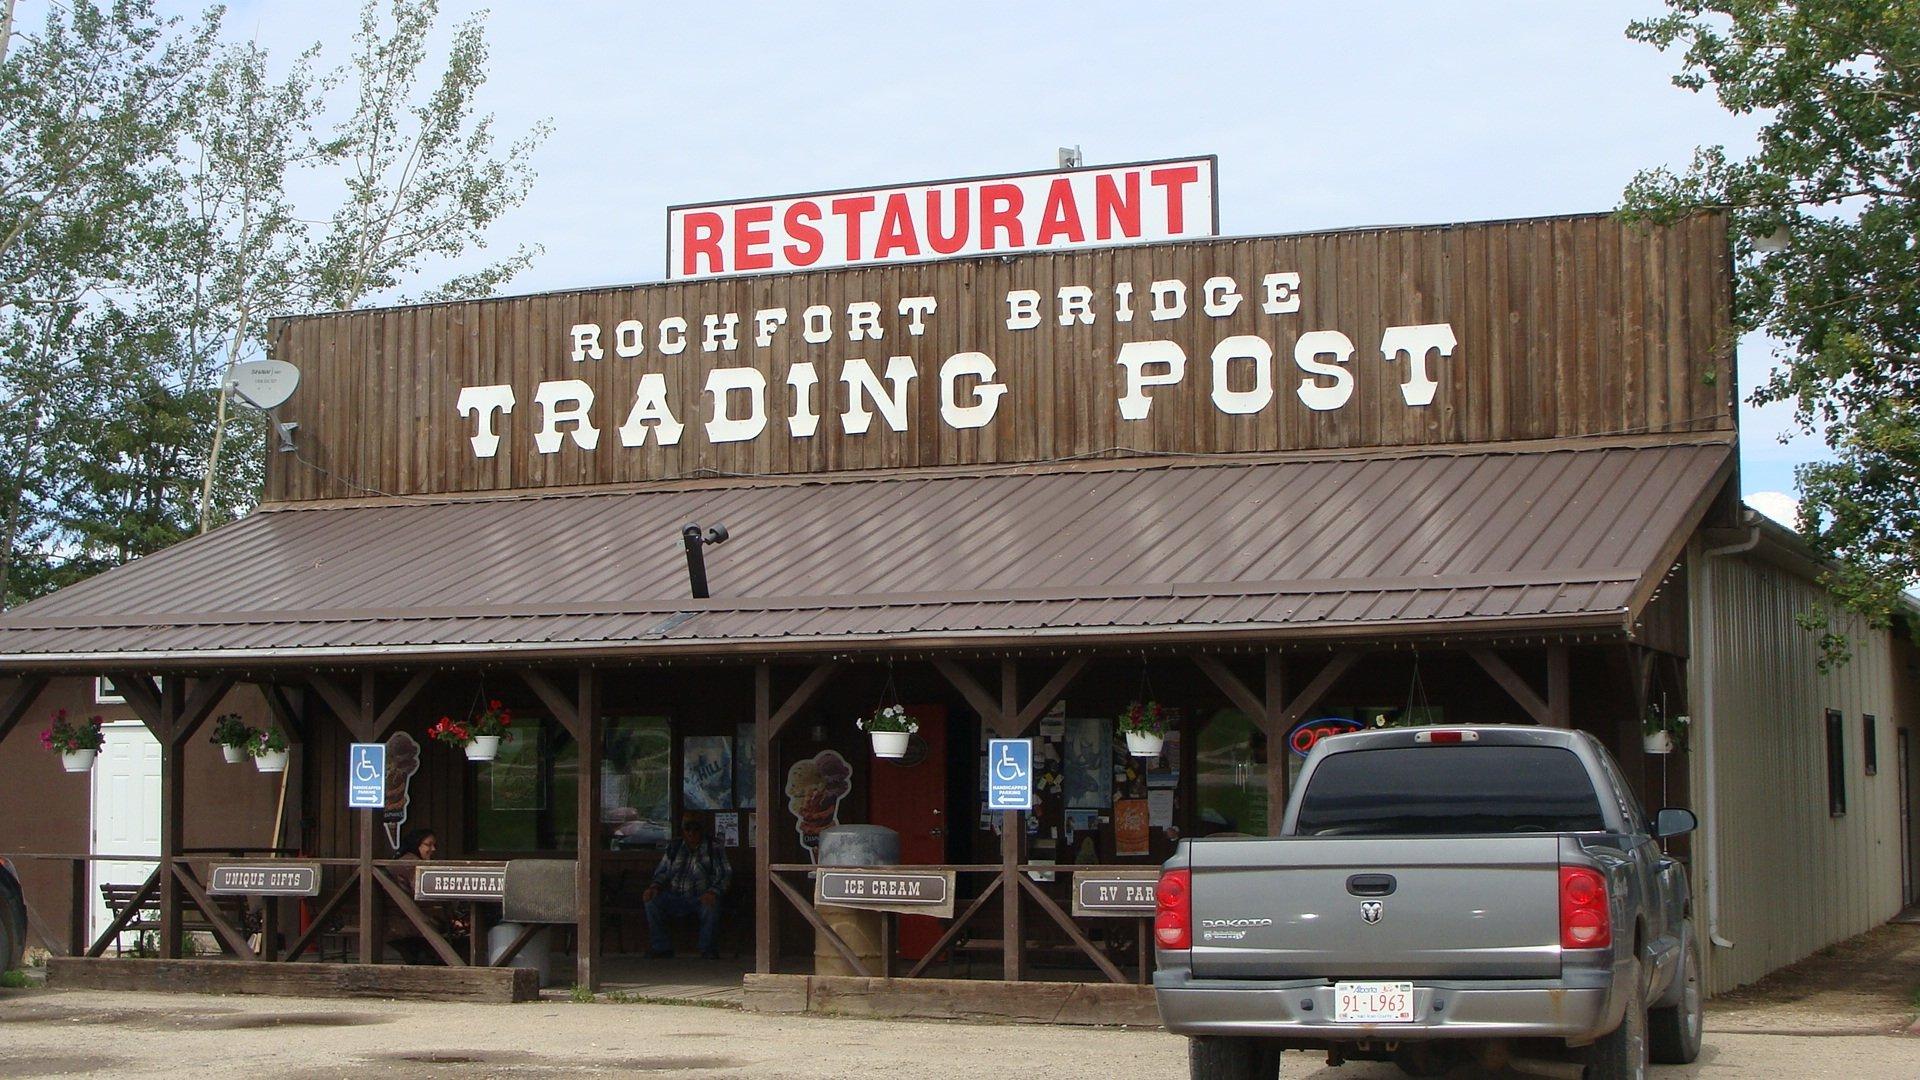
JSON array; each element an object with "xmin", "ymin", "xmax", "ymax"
[
  {"xmin": 769, "ymin": 662, "xmax": 840, "ymax": 737},
  {"xmin": 933, "ymin": 659, "xmax": 1004, "ymax": 733},
  {"xmin": 903, "ymin": 874, "xmax": 1004, "ymax": 979},
  {"xmin": 262, "ymin": 684, "xmax": 308, "ymax": 745},
  {"xmin": 110, "ymin": 673, "xmax": 166, "ymax": 739},
  {"xmin": 1016, "ymin": 874, "xmax": 1127, "ymax": 984},
  {"xmin": 769, "ymin": 874, "xmax": 870, "ymax": 977},
  {"xmin": 280, "ymin": 871, "xmax": 358, "ymax": 962},
  {"xmin": 306, "ymin": 673, "xmax": 365, "ymax": 739},
  {"xmin": 1277, "ymin": 652, "xmax": 1362, "ymax": 731},
  {"xmin": 371, "ymin": 670, "xmax": 433, "ymax": 741},
  {"xmin": 1008, "ymin": 656, "xmax": 1090, "ymax": 736},
  {"xmin": 171, "ymin": 864, "xmax": 256, "ymax": 960},
  {"xmin": 755, "ymin": 665, "xmax": 774, "ymax": 975},
  {"xmin": 1470, "ymin": 649, "xmax": 1551, "ymax": 726},
  {"xmin": 1193, "ymin": 655, "xmax": 1267, "ymax": 730},
  {"xmin": 157, "ymin": 678, "xmax": 185, "ymax": 959},
  {"xmin": 1547, "ymin": 645, "xmax": 1571, "ymax": 729},
  {"xmin": 0, "ymin": 675, "xmax": 48, "ymax": 743},
  {"xmin": 173, "ymin": 675, "xmax": 236, "ymax": 747},
  {"xmin": 574, "ymin": 667, "xmax": 602, "ymax": 990},
  {"xmin": 85, "ymin": 865, "xmax": 161, "ymax": 958},
  {"xmin": 519, "ymin": 669, "xmax": 579, "ymax": 739}
]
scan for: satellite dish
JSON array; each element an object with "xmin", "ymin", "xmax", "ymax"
[{"xmin": 228, "ymin": 359, "xmax": 301, "ymax": 409}]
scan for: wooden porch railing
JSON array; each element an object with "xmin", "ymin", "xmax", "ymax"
[{"xmin": 770, "ymin": 863, "xmax": 1155, "ymax": 985}]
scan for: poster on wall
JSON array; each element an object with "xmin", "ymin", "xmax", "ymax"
[
  {"xmin": 714, "ymin": 811, "xmax": 741, "ymax": 848},
  {"xmin": 382, "ymin": 731, "xmax": 421, "ymax": 851},
  {"xmin": 785, "ymin": 750, "xmax": 853, "ymax": 862},
  {"xmin": 735, "ymin": 722, "xmax": 756, "ymax": 808},
  {"xmin": 683, "ymin": 736, "xmax": 734, "ymax": 810},
  {"xmin": 1114, "ymin": 798, "xmax": 1150, "ymax": 856},
  {"xmin": 1064, "ymin": 717, "xmax": 1112, "ymax": 808}
]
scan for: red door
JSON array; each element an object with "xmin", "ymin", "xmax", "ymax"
[{"xmin": 867, "ymin": 704, "xmax": 947, "ymax": 960}]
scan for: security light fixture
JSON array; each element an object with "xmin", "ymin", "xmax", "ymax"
[
  {"xmin": 681, "ymin": 522, "xmax": 729, "ymax": 599},
  {"xmin": 275, "ymin": 422, "xmax": 299, "ymax": 452}
]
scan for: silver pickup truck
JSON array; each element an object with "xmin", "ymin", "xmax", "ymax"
[{"xmin": 1153, "ymin": 726, "xmax": 1702, "ymax": 1080}]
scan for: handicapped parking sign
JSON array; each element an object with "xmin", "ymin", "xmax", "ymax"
[
  {"xmin": 348, "ymin": 743, "xmax": 386, "ymax": 809},
  {"xmin": 987, "ymin": 738, "xmax": 1033, "ymax": 811}
]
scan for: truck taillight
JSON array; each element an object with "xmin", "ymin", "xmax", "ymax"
[
  {"xmin": 1559, "ymin": 866, "xmax": 1611, "ymax": 950},
  {"xmin": 1155, "ymin": 868, "xmax": 1191, "ymax": 950}
]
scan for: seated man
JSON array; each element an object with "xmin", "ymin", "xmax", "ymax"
[{"xmin": 643, "ymin": 813, "xmax": 731, "ymax": 959}]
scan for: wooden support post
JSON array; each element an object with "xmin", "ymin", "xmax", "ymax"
[
  {"xmin": 574, "ymin": 668, "xmax": 602, "ymax": 990},
  {"xmin": 358, "ymin": 807, "xmax": 376, "ymax": 964},
  {"xmin": 999, "ymin": 660, "xmax": 1023, "ymax": 983},
  {"xmin": 1547, "ymin": 644, "xmax": 1571, "ymax": 729},
  {"xmin": 754, "ymin": 665, "xmax": 773, "ymax": 975},
  {"xmin": 157, "ymin": 678, "xmax": 185, "ymax": 959},
  {"xmin": 68, "ymin": 859, "xmax": 87, "ymax": 957},
  {"xmin": 1264, "ymin": 652, "xmax": 1287, "ymax": 837}
]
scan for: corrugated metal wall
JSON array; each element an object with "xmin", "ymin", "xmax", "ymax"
[{"xmin": 1690, "ymin": 542, "xmax": 1911, "ymax": 994}]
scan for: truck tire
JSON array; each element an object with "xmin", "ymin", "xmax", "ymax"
[
  {"xmin": 1188, "ymin": 1035, "xmax": 1279, "ymax": 1080},
  {"xmin": 1585, "ymin": 965, "xmax": 1648, "ymax": 1080},
  {"xmin": 1648, "ymin": 928, "xmax": 1704, "ymax": 1064}
]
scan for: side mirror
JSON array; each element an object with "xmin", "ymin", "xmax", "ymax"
[{"xmin": 1654, "ymin": 807, "xmax": 1697, "ymax": 839}]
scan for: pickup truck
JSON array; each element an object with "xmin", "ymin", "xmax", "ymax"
[{"xmin": 1153, "ymin": 726, "xmax": 1701, "ymax": 1080}]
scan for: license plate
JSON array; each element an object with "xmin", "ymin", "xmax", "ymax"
[{"xmin": 1333, "ymin": 981, "xmax": 1415, "ymax": 1023}]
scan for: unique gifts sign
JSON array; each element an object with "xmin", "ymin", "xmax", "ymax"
[
  {"xmin": 267, "ymin": 215, "xmax": 1733, "ymax": 501},
  {"xmin": 668, "ymin": 158, "xmax": 1217, "ymax": 279},
  {"xmin": 207, "ymin": 863, "xmax": 321, "ymax": 897}
]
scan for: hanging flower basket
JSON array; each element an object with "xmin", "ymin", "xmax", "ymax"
[
  {"xmin": 41, "ymin": 709, "xmax": 104, "ymax": 773},
  {"xmin": 1642, "ymin": 709, "xmax": 1687, "ymax": 756},
  {"xmin": 1643, "ymin": 730, "xmax": 1674, "ymax": 755},
  {"xmin": 857, "ymin": 705, "xmax": 918, "ymax": 759},
  {"xmin": 208, "ymin": 714, "xmax": 255, "ymax": 765},
  {"xmin": 1117, "ymin": 701, "xmax": 1168, "ymax": 758},
  {"xmin": 248, "ymin": 727, "xmax": 290, "ymax": 773},
  {"xmin": 466, "ymin": 734, "xmax": 502, "ymax": 761}
]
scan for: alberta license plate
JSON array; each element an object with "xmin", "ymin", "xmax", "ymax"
[{"xmin": 1334, "ymin": 981, "xmax": 1415, "ymax": 1023}]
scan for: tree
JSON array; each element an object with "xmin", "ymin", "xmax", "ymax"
[
  {"xmin": 1621, "ymin": 1, "xmax": 1920, "ymax": 640},
  {"xmin": 0, "ymin": 0, "xmax": 549, "ymax": 607}
]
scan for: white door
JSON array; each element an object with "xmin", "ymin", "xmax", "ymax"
[{"xmin": 89, "ymin": 722, "xmax": 161, "ymax": 945}]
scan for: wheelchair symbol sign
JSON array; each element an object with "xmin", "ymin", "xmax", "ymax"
[
  {"xmin": 987, "ymin": 739, "xmax": 1033, "ymax": 810},
  {"xmin": 348, "ymin": 743, "xmax": 386, "ymax": 808}
]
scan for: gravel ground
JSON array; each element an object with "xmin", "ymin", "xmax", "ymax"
[{"xmin": 3, "ymin": 987, "xmax": 1920, "ymax": 1079}]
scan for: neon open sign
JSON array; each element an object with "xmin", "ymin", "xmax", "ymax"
[{"xmin": 1289, "ymin": 716, "xmax": 1364, "ymax": 759}]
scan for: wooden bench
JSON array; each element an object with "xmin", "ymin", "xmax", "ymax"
[{"xmin": 98, "ymin": 883, "xmax": 251, "ymax": 957}]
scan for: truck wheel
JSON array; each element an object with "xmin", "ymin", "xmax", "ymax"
[
  {"xmin": 1585, "ymin": 966, "xmax": 1648, "ymax": 1080},
  {"xmin": 1188, "ymin": 1036, "xmax": 1279, "ymax": 1080},
  {"xmin": 1649, "ymin": 929, "xmax": 1704, "ymax": 1064}
]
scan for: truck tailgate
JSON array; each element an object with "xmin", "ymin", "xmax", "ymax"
[{"xmin": 1188, "ymin": 836, "xmax": 1563, "ymax": 980}]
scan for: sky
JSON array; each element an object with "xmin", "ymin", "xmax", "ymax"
[{"xmin": 142, "ymin": 0, "xmax": 1816, "ymax": 514}]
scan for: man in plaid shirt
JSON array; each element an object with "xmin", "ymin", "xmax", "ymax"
[{"xmin": 644, "ymin": 813, "xmax": 732, "ymax": 958}]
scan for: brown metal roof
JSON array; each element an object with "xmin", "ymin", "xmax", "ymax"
[{"xmin": 0, "ymin": 440, "xmax": 1733, "ymax": 667}]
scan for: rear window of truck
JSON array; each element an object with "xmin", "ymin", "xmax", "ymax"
[{"xmin": 1294, "ymin": 746, "xmax": 1608, "ymax": 835}]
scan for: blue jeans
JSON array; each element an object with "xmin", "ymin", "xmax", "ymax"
[{"xmin": 645, "ymin": 890, "xmax": 721, "ymax": 956}]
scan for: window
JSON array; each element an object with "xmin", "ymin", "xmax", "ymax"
[
  {"xmin": 1294, "ymin": 746, "xmax": 1607, "ymax": 836},
  {"xmin": 1196, "ymin": 710, "xmax": 1267, "ymax": 836},
  {"xmin": 1863, "ymin": 714, "xmax": 1878, "ymax": 777},
  {"xmin": 1825, "ymin": 709, "xmax": 1847, "ymax": 817},
  {"xmin": 474, "ymin": 719, "xmax": 579, "ymax": 852},
  {"xmin": 603, "ymin": 715, "xmax": 673, "ymax": 850},
  {"xmin": 94, "ymin": 676, "xmax": 125, "ymax": 705}
]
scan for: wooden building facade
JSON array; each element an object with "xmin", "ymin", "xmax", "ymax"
[{"xmin": 3, "ymin": 210, "xmax": 1911, "ymax": 1004}]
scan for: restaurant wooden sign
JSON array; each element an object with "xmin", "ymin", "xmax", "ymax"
[
  {"xmin": 415, "ymin": 864, "xmax": 507, "ymax": 902},
  {"xmin": 207, "ymin": 863, "xmax": 321, "ymax": 897},
  {"xmin": 815, "ymin": 869, "xmax": 957, "ymax": 919},
  {"xmin": 266, "ymin": 213, "xmax": 1731, "ymax": 502}
]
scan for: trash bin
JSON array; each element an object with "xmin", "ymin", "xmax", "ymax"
[
  {"xmin": 487, "ymin": 922, "xmax": 554, "ymax": 987},
  {"xmin": 814, "ymin": 824, "xmax": 898, "ymax": 977}
]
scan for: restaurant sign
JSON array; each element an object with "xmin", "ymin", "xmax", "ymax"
[
  {"xmin": 415, "ymin": 864, "xmax": 507, "ymax": 902},
  {"xmin": 1071, "ymin": 872, "xmax": 1158, "ymax": 917},
  {"xmin": 815, "ymin": 869, "xmax": 957, "ymax": 918},
  {"xmin": 207, "ymin": 863, "xmax": 321, "ymax": 897},
  {"xmin": 668, "ymin": 157, "xmax": 1216, "ymax": 279}
]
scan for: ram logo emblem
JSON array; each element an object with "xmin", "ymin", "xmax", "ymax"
[{"xmin": 1360, "ymin": 900, "xmax": 1383, "ymax": 925}]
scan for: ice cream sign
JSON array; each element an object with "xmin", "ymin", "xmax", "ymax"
[{"xmin": 785, "ymin": 750, "xmax": 853, "ymax": 863}]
